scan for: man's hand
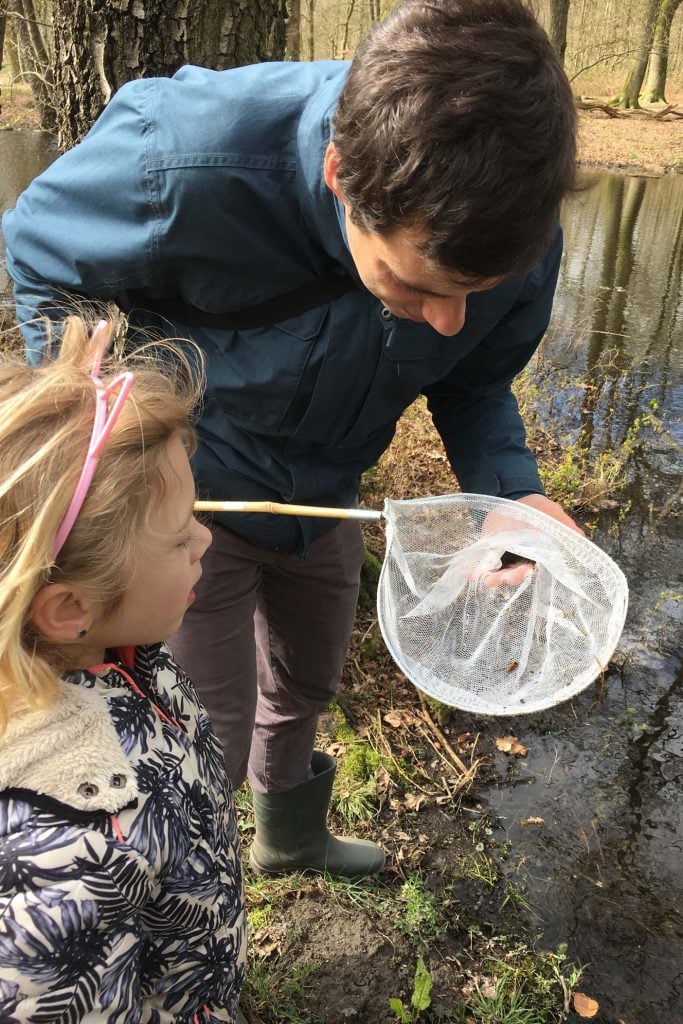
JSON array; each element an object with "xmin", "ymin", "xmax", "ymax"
[
  {"xmin": 515, "ymin": 493, "xmax": 584, "ymax": 536},
  {"xmin": 475, "ymin": 493, "xmax": 584, "ymax": 589}
]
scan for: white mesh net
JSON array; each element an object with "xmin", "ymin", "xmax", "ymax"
[{"xmin": 377, "ymin": 494, "xmax": 629, "ymax": 715}]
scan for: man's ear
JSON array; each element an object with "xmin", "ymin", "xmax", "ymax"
[
  {"xmin": 323, "ymin": 142, "xmax": 345, "ymax": 203},
  {"xmin": 30, "ymin": 584, "xmax": 92, "ymax": 642}
]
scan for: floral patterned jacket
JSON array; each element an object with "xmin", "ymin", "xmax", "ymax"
[{"xmin": 0, "ymin": 643, "xmax": 246, "ymax": 1023}]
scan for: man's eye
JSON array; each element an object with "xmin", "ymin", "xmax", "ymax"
[{"xmin": 178, "ymin": 535, "xmax": 193, "ymax": 549}]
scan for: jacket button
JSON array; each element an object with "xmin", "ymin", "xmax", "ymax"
[
  {"xmin": 381, "ymin": 307, "xmax": 393, "ymax": 320},
  {"xmin": 77, "ymin": 781, "xmax": 99, "ymax": 798},
  {"xmin": 110, "ymin": 774, "xmax": 127, "ymax": 788}
]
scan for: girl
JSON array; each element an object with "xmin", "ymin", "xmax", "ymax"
[{"xmin": 0, "ymin": 319, "xmax": 246, "ymax": 1023}]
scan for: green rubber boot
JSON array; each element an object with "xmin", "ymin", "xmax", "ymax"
[{"xmin": 249, "ymin": 750, "xmax": 386, "ymax": 878}]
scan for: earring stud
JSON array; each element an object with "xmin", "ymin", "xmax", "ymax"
[{"xmin": 77, "ymin": 628, "xmax": 88, "ymax": 639}]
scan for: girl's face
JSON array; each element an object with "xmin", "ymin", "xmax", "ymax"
[{"xmin": 83, "ymin": 434, "xmax": 211, "ymax": 663}]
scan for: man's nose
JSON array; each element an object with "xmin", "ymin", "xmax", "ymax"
[{"xmin": 421, "ymin": 295, "xmax": 467, "ymax": 336}]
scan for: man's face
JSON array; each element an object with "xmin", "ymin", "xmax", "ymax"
[{"xmin": 324, "ymin": 143, "xmax": 503, "ymax": 337}]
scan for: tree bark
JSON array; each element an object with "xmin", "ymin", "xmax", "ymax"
[
  {"xmin": 305, "ymin": 0, "xmax": 315, "ymax": 60},
  {"xmin": 286, "ymin": 0, "xmax": 301, "ymax": 60},
  {"xmin": 9, "ymin": 0, "xmax": 54, "ymax": 128},
  {"xmin": 612, "ymin": 0, "xmax": 661, "ymax": 108},
  {"xmin": 3, "ymin": 17, "xmax": 22, "ymax": 80},
  {"xmin": 641, "ymin": 0, "xmax": 682, "ymax": 102},
  {"xmin": 546, "ymin": 0, "xmax": 571, "ymax": 64},
  {"xmin": 340, "ymin": 0, "xmax": 356, "ymax": 58},
  {"xmin": 51, "ymin": 0, "xmax": 288, "ymax": 150}
]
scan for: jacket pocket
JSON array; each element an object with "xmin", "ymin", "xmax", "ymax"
[{"xmin": 201, "ymin": 306, "xmax": 329, "ymax": 435}]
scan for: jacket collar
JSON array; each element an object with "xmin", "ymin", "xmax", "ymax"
[
  {"xmin": 295, "ymin": 64, "xmax": 359, "ymax": 279},
  {"xmin": 0, "ymin": 663, "xmax": 144, "ymax": 815}
]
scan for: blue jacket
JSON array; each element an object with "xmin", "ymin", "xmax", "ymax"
[{"xmin": 3, "ymin": 61, "xmax": 559, "ymax": 555}]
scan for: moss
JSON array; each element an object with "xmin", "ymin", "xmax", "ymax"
[
  {"xmin": 338, "ymin": 741, "xmax": 382, "ymax": 786},
  {"xmin": 358, "ymin": 549, "xmax": 383, "ymax": 610}
]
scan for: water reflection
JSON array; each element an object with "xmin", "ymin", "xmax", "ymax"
[
  {"xmin": 492, "ymin": 172, "xmax": 682, "ymax": 1024},
  {"xmin": 551, "ymin": 172, "xmax": 682, "ymax": 450}
]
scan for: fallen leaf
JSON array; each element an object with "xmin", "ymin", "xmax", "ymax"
[
  {"xmin": 404, "ymin": 793, "xmax": 427, "ymax": 811},
  {"xmin": 495, "ymin": 735, "xmax": 528, "ymax": 757},
  {"xmin": 375, "ymin": 766, "xmax": 391, "ymax": 799},
  {"xmin": 521, "ymin": 816, "xmax": 544, "ymax": 826},
  {"xmin": 573, "ymin": 992, "xmax": 600, "ymax": 1018},
  {"xmin": 383, "ymin": 710, "xmax": 403, "ymax": 728}
]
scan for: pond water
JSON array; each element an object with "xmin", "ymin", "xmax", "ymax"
[
  {"xmin": 0, "ymin": 131, "xmax": 57, "ymax": 227},
  {"xmin": 1, "ymin": 134, "xmax": 681, "ymax": 1023},
  {"xmin": 491, "ymin": 171, "xmax": 682, "ymax": 1024}
]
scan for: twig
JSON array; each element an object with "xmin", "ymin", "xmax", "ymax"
[
  {"xmin": 418, "ymin": 694, "xmax": 471, "ymax": 776},
  {"xmin": 560, "ymin": 973, "xmax": 571, "ymax": 1013},
  {"xmin": 372, "ymin": 711, "xmax": 434, "ymax": 795},
  {"xmin": 416, "ymin": 722, "xmax": 476, "ymax": 792},
  {"xmin": 416, "ymin": 719, "xmax": 480, "ymax": 796}
]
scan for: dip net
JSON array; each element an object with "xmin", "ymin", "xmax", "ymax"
[{"xmin": 377, "ymin": 494, "xmax": 628, "ymax": 715}]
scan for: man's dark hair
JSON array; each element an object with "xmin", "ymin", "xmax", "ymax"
[{"xmin": 332, "ymin": 0, "xmax": 577, "ymax": 278}]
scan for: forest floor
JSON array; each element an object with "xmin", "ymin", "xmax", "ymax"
[{"xmin": 1, "ymin": 67, "xmax": 679, "ymax": 1024}]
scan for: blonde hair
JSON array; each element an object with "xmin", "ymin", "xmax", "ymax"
[{"xmin": 0, "ymin": 317, "xmax": 203, "ymax": 732}]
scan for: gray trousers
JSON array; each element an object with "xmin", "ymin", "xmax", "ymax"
[{"xmin": 170, "ymin": 519, "xmax": 366, "ymax": 793}]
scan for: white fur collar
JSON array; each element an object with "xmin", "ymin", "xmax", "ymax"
[{"xmin": 0, "ymin": 680, "xmax": 139, "ymax": 813}]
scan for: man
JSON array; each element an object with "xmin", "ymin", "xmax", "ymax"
[{"xmin": 3, "ymin": 0, "xmax": 578, "ymax": 878}]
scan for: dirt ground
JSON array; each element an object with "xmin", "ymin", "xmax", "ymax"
[{"xmin": 577, "ymin": 107, "xmax": 682, "ymax": 174}]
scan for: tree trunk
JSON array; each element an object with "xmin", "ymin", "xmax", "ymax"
[
  {"xmin": 612, "ymin": 0, "xmax": 661, "ymax": 108},
  {"xmin": 340, "ymin": 0, "xmax": 357, "ymax": 58},
  {"xmin": 641, "ymin": 0, "xmax": 682, "ymax": 102},
  {"xmin": 546, "ymin": 0, "xmax": 571, "ymax": 64},
  {"xmin": 51, "ymin": 0, "xmax": 288, "ymax": 150},
  {"xmin": 306, "ymin": 0, "xmax": 315, "ymax": 60},
  {"xmin": 3, "ymin": 18, "xmax": 22, "ymax": 81},
  {"xmin": 10, "ymin": 0, "xmax": 54, "ymax": 129},
  {"xmin": 287, "ymin": 0, "xmax": 301, "ymax": 60}
]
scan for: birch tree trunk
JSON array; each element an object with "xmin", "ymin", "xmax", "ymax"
[{"xmin": 51, "ymin": 0, "xmax": 288, "ymax": 150}]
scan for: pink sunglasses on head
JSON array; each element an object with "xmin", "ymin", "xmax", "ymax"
[{"xmin": 53, "ymin": 322, "xmax": 135, "ymax": 559}]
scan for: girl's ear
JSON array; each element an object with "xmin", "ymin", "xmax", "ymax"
[{"xmin": 29, "ymin": 584, "xmax": 93, "ymax": 642}]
